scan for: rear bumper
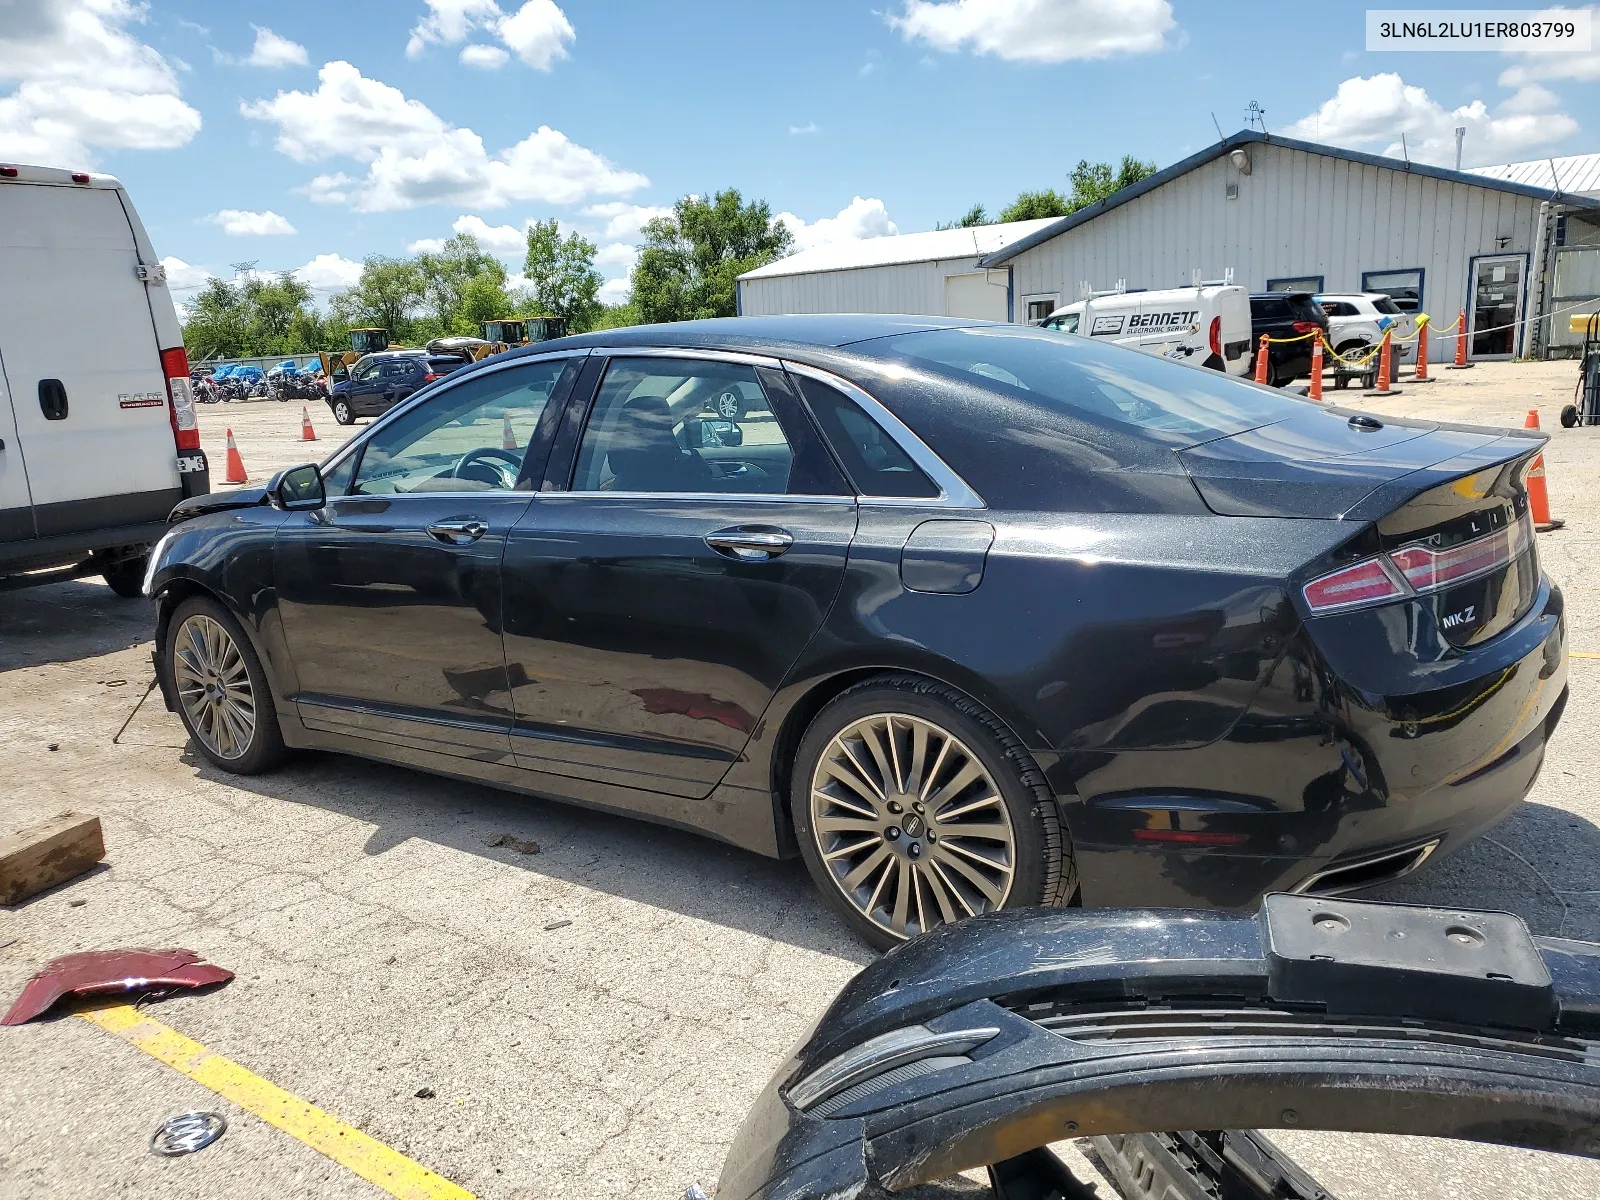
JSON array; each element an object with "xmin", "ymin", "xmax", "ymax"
[{"xmin": 1066, "ymin": 579, "xmax": 1567, "ymax": 909}]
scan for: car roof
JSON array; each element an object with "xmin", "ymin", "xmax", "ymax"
[{"xmin": 522, "ymin": 314, "xmax": 991, "ymax": 357}]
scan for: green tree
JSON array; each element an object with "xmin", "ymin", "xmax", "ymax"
[
  {"xmin": 180, "ymin": 277, "xmax": 250, "ymax": 360},
  {"xmin": 522, "ymin": 219, "xmax": 603, "ymax": 331},
  {"xmin": 1064, "ymin": 156, "xmax": 1157, "ymax": 212},
  {"xmin": 329, "ymin": 255, "xmax": 426, "ymax": 342},
  {"xmin": 936, "ymin": 204, "xmax": 991, "ymax": 229},
  {"xmin": 241, "ymin": 272, "xmax": 314, "ymax": 353},
  {"xmin": 631, "ymin": 189, "xmax": 792, "ymax": 324},
  {"xmin": 458, "ymin": 271, "xmax": 516, "ymax": 330},
  {"xmin": 588, "ymin": 301, "xmax": 640, "ymax": 331},
  {"xmin": 415, "ymin": 234, "xmax": 505, "ymax": 329},
  {"xmin": 998, "ymin": 189, "xmax": 1071, "ymax": 222}
]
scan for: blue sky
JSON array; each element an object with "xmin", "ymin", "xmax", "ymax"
[{"xmin": 3, "ymin": 1, "xmax": 1597, "ymax": 306}]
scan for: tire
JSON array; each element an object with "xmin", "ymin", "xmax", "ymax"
[
  {"xmin": 332, "ymin": 399, "xmax": 355, "ymax": 425},
  {"xmin": 163, "ymin": 595, "xmax": 286, "ymax": 774},
  {"xmin": 1561, "ymin": 404, "xmax": 1580, "ymax": 429},
  {"xmin": 715, "ymin": 391, "xmax": 747, "ymax": 420},
  {"xmin": 792, "ymin": 675, "xmax": 1076, "ymax": 950},
  {"xmin": 100, "ymin": 554, "xmax": 148, "ymax": 599}
]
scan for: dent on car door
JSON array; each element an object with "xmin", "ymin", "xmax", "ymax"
[
  {"xmin": 499, "ymin": 354, "xmax": 859, "ymax": 807},
  {"xmin": 272, "ymin": 356, "xmax": 578, "ymax": 762}
]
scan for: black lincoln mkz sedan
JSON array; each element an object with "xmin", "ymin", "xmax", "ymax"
[{"xmin": 145, "ymin": 315, "xmax": 1566, "ymax": 949}]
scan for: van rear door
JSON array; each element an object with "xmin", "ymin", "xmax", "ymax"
[{"xmin": 0, "ymin": 181, "xmax": 180, "ymax": 542}]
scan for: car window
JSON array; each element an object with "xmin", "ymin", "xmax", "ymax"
[
  {"xmin": 1044, "ymin": 313, "xmax": 1080, "ymax": 334},
  {"xmin": 1253, "ymin": 298, "xmax": 1290, "ymax": 320},
  {"xmin": 794, "ymin": 375, "xmax": 940, "ymax": 499},
  {"xmin": 1287, "ymin": 296, "xmax": 1325, "ymax": 322},
  {"xmin": 354, "ymin": 361, "xmax": 381, "ymax": 382},
  {"xmin": 865, "ymin": 324, "xmax": 1312, "ymax": 444},
  {"xmin": 572, "ymin": 358, "xmax": 796, "ymax": 495},
  {"xmin": 351, "ymin": 359, "xmax": 571, "ymax": 495},
  {"xmin": 1373, "ymin": 297, "xmax": 1404, "ymax": 315},
  {"xmin": 381, "ymin": 360, "xmax": 412, "ymax": 378},
  {"xmin": 1320, "ymin": 301, "xmax": 1355, "ymax": 317}
]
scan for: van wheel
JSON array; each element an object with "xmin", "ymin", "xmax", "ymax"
[
  {"xmin": 332, "ymin": 399, "xmax": 355, "ymax": 425},
  {"xmin": 101, "ymin": 555, "xmax": 147, "ymax": 599},
  {"xmin": 164, "ymin": 596, "xmax": 286, "ymax": 774},
  {"xmin": 792, "ymin": 675, "xmax": 1076, "ymax": 951}
]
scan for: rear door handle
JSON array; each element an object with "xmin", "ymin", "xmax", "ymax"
[
  {"xmin": 705, "ymin": 526, "xmax": 794, "ymax": 561},
  {"xmin": 426, "ymin": 519, "xmax": 488, "ymax": 545},
  {"xmin": 38, "ymin": 379, "xmax": 68, "ymax": 421}
]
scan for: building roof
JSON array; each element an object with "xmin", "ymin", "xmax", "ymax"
[
  {"xmin": 1469, "ymin": 152, "xmax": 1600, "ymax": 199},
  {"xmin": 738, "ymin": 218, "xmax": 1058, "ymax": 281},
  {"xmin": 979, "ymin": 130, "xmax": 1600, "ymax": 268}
]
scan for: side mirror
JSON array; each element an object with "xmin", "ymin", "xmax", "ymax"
[
  {"xmin": 687, "ymin": 417, "xmax": 744, "ymax": 448},
  {"xmin": 268, "ymin": 463, "xmax": 326, "ymax": 512}
]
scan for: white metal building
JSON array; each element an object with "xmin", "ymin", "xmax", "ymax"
[
  {"xmin": 981, "ymin": 131, "xmax": 1600, "ymax": 361},
  {"xmin": 737, "ymin": 218, "xmax": 1056, "ymax": 322},
  {"xmin": 1471, "ymin": 152, "xmax": 1600, "ymax": 200}
]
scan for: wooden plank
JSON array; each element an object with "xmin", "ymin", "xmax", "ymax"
[{"xmin": 0, "ymin": 812, "xmax": 104, "ymax": 905}]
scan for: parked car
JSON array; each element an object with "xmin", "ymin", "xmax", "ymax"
[
  {"xmin": 1248, "ymin": 291, "xmax": 1331, "ymax": 385},
  {"xmin": 1039, "ymin": 284, "xmax": 1253, "ymax": 376},
  {"xmin": 0, "ymin": 164, "xmax": 207, "ymax": 597},
  {"xmin": 145, "ymin": 315, "xmax": 1564, "ymax": 949},
  {"xmin": 1316, "ymin": 291, "xmax": 1417, "ymax": 362},
  {"xmin": 326, "ymin": 350, "xmax": 471, "ymax": 425}
]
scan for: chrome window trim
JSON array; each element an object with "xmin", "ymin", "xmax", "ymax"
[
  {"xmin": 780, "ymin": 360, "xmax": 985, "ymax": 510},
  {"xmin": 589, "ymin": 345, "xmax": 784, "ymax": 370},
  {"xmin": 318, "ymin": 350, "xmax": 590, "ymax": 479},
  {"xmin": 552, "ymin": 491, "xmax": 855, "ymax": 504}
]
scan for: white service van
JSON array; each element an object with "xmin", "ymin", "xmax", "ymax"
[
  {"xmin": 1, "ymin": 164, "xmax": 206, "ymax": 596},
  {"xmin": 1039, "ymin": 284, "xmax": 1254, "ymax": 376}
]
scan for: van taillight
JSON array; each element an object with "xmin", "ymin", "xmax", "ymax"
[
  {"xmin": 1209, "ymin": 316, "xmax": 1221, "ymax": 357},
  {"xmin": 0, "ymin": 166, "xmax": 17, "ymax": 178},
  {"xmin": 1302, "ymin": 516, "xmax": 1533, "ymax": 614},
  {"xmin": 1291, "ymin": 321, "xmax": 1318, "ymax": 334},
  {"xmin": 161, "ymin": 346, "xmax": 201, "ymax": 451}
]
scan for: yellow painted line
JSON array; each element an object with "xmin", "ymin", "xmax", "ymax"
[
  {"xmin": 78, "ymin": 1003, "xmax": 474, "ymax": 1200},
  {"xmin": 1571, "ymin": 652, "xmax": 1600, "ymax": 660}
]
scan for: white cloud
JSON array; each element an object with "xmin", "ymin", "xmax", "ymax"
[
  {"xmin": 242, "ymin": 26, "xmax": 308, "ymax": 68},
  {"xmin": 1499, "ymin": 6, "xmax": 1600, "ymax": 86},
  {"xmin": 776, "ymin": 196, "xmax": 899, "ymax": 254},
  {"xmin": 0, "ymin": 0, "xmax": 202, "ymax": 167},
  {"xmin": 406, "ymin": 236, "xmax": 449, "ymax": 254},
  {"xmin": 242, "ymin": 61, "xmax": 647, "ymax": 212},
  {"xmin": 789, "ymin": 122, "xmax": 820, "ymax": 135},
  {"xmin": 295, "ymin": 252, "xmax": 363, "ymax": 293},
  {"xmin": 161, "ymin": 256, "xmax": 212, "ymax": 292},
  {"xmin": 598, "ymin": 276, "xmax": 631, "ymax": 305},
  {"xmin": 207, "ymin": 208, "xmax": 298, "ymax": 236},
  {"xmin": 406, "ymin": 0, "xmax": 573, "ymax": 70},
  {"xmin": 460, "ymin": 43, "xmax": 510, "ymax": 69},
  {"xmin": 1286, "ymin": 73, "xmax": 1579, "ymax": 168},
  {"xmin": 581, "ymin": 201, "xmax": 673, "ymax": 240},
  {"xmin": 1498, "ymin": 83, "xmax": 1562, "ymax": 114},
  {"xmin": 453, "ymin": 213, "xmax": 527, "ymax": 252},
  {"xmin": 595, "ymin": 241, "xmax": 639, "ymax": 274},
  {"xmin": 888, "ymin": 0, "xmax": 1175, "ymax": 63}
]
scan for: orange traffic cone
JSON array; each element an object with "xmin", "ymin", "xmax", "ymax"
[
  {"xmin": 1524, "ymin": 409, "xmax": 1564, "ymax": 531},
  {"xmin": 1449, "ymin": 308, "xmax": 1472, "ymax": 369},
  {"xmin": 1253, "ymin": 334, "xmax": 1270, "ymax": 384},
  {"xmin": 502, "ymin": 414, "xmax": 517, "ymax": 451},
  {"xmin": 1364, "ymin": 329, "xmax": 1401, "ymax": 396},
  {"xmin": 300, "ymin": 406, "xmax": 318, "ymax": 441},
  {"xmin": 1308, "ymin": 336, "xmax": 1324, "ymax": 402},
  {"xmin": 223, "ymin": 428, "xmax": 248, "ymax": 484},
  {"xmin": 1413, "ymin": 315, "xmax": 1432, "ymax": 382}
]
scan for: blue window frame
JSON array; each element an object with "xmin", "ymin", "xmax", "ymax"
[
  {"xmin": 1266, "ymin": 274, "xmax": 1324, "ymax": 294},
  {"xmin": 1360, "ymin": 268, "xmax": 1425, "ymax": 313}
]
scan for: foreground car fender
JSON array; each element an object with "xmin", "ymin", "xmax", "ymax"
[{"xmin": 713, "ymin": 894, "xmax": 1600, "ymax": 1199}]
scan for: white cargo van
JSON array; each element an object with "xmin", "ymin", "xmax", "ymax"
[
  {"xmin": 1, "ymin": 164, "xmax": 206, "ymax": 596},
  {"xmin": 1039, "ymin": 285, "xmax": 1253, "ymax": 376}
]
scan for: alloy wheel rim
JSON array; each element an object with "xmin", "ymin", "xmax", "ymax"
[
  {"xmin": 810, "ymin": 713, "xmax": 1015, "ymax": 941},
  {"xmin": 172, "ymin": 615, "xmax": 256, "ymax": 760}
]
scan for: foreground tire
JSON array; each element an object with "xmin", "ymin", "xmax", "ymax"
[
  {"xmin": 332, "ymin": 399, "xmax": 355, "ymax": 425},
  {"xmin": 1561, "ymin": 404, "xmax": 1580, "ymax": 429},
  {"xmin": 164, "ymin": 595, "xmax": 286, "ymax": 774},
  {"xmin": 100, "ymin": 554, "xmax": 148, "ymax": 599},
  {"xmin": 792, "ymin": 676, "xmax": 1076, "ymax": 950}
]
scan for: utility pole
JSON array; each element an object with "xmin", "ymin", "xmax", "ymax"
[{"xmin": 1454, "ymin": 127, "xmax": 1465, "ymax": 171}]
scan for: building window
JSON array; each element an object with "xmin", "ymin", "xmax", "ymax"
[
  {"xmin": 1022, "ymin": 294, "xmax": 1061, "ymax": 324},
  {"xmin": 1225, "ymin": 183, "xmax": 1239, "ymax": 200},
  {"xmin": 1266, "ymin": 275, "xmax": 1324, "ymax": 295},
  {"xmin": 1360, "ymin": 268, "xmax": 1425, "ymax": 313}
]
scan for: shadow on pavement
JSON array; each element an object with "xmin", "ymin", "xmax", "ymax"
[
  {"xmin": 182, "ymin": 743, "xmax": 877, "ymax": 965},
  {"xmin": 0, "ymin": 579, "xmax": 154, "ymax": 671}
]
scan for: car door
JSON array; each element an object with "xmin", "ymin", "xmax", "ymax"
[
  {"xmin": 499, "ymin": 351, "xmax": 858, "ymax": 802},
  {"xmin": 378, "ymin": 358, "xmax": 418, "ymax": 411},
  {"xmin": 273, "ymin": 355, "xmax": 581, "ymax": 762},
  {"xmin": 344, "ymin": 359, "xmax": 382, "ymax": 414}
]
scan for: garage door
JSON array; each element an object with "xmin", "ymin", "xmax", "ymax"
[{"xmin": 943, "ymin": 272, "xmax": 1009, "ymax": 321}]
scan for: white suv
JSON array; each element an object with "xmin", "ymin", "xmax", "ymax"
[{"xmin": 1314, "ymin": 292, "xmax": 1417, "ymax": 362}]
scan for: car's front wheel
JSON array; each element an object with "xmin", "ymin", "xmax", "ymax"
[
  {"xmin": 332, "ymin": 399, "xmax": 355, "ymax": 425},
  {"xmin": 792, "ymin": 676, "xmax": 1076, "ymax": 950},
  {"xmin": 164, "ymin": 595, "xmax": 286, "ymax": 774}
]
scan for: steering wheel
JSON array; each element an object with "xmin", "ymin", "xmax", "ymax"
[{"xmin": 451, "ymin": 446, "xmax": 522, "ymax": 488}]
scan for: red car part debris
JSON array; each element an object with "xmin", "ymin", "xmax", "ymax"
[{"xmin": 2, "ymin": 948, "xmax": 232, "ymax": 1025}]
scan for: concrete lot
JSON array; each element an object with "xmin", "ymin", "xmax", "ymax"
[{"xmin": 3, "ymin": 362, "xmax": 1599, "ymax": 1198}]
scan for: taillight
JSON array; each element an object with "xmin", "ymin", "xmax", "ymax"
[
  {"xmin": 1209, "ymin": 316, "xmax": 1221, "ymax": 357},
  {"xmin": 0, "ymin": 166, "xmax": 17, "ymax": 178},
  {"xmin": 161, "ymin": 346, "xmax": 201, "ymax": 451},
  {"xmin": 422, "ymin": 372, "xmax": 440, "ymax": 382},
  {"xmin": 1291, "ymin": 320, "xmax": 1318, "ymax": 334},
  {"xmin": 1302, "ymin": 516, "xmax": 1533, "ymax": 615},
  {"xmin": 71, "ymin": 172, "xmax": 90, "ymax": 184}
]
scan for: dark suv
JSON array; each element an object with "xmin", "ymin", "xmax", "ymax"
[
  {"xmin": 1248, "ymin": 292, "xmax": 1330, "ymax": 386},
  {"xmin": 327, "ymin": 352, "xmax": 470, "ymax": 424}
]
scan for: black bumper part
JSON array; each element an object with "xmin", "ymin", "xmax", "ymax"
[{"xmin": 715, "ymin": 896, "xmax": 1600, "ymax": 1199}]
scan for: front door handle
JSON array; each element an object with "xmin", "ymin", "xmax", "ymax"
[
  {"xmin": 705, "ymin": 526, "xmax": 794, "ymax": 561},
  {"xmin": 426, "ymin": 519, "xmax": 488, "ymax": 545}
]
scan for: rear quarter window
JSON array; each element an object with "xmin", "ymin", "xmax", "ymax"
[
  {"xmin": 1373, "ymin": 298, "xmax": 1403, "ymax": 315},
  {"xmin": 1253, "ymin": 298, "xmax": 1290, "ymax": 320}
]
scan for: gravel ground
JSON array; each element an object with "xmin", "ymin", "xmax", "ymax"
[{"xmin": 2, "ymin": 360, "xmax": 1597, "ymax": 1199}]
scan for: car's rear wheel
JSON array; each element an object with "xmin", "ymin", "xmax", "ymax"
[
  {"xmin": 792, "ymin": 677, "xmax": 1075, "ymax": 950},
  {"xmin": 332, "ymin": 399, "xmax": 355, "ymax": 425},
  {"xmin": 165, "ymin": 596, "xmax": 286, "ymax": 774},
  {"xmin": 99, "ymin": 553, "xmax": 147, "ymax": 599}
]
